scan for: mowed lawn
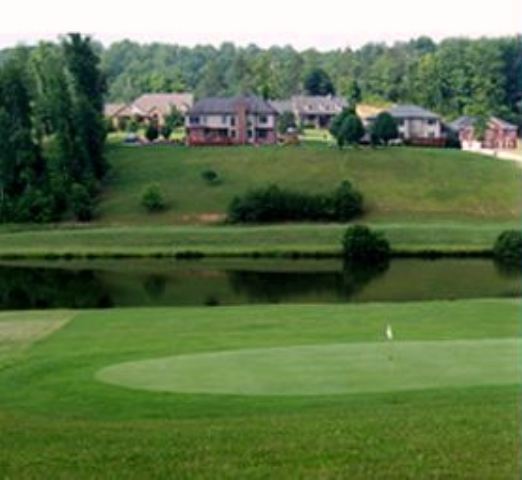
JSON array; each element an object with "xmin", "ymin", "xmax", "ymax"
[
  {"xmin": 0, "ymin": 300, "xmax": 520, "ymax": 478},
  {"xmin": 100, "ymin": 143, "xmax": 522, "ymax": 225}
]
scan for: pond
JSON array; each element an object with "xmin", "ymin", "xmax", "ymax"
[{"xmin": 0, "ymin": 258, "xmax": 519, "ymax": 310}]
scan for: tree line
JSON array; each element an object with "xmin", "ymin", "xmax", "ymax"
[
  {"xmin": 0, "ymin": 34, "xmax": 106, "ymax": 222},
  {"xmin": 92, "ymin": 36, "xmax": 522, "ymax": 127}
]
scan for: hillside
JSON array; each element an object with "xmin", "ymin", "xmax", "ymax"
[{"xmin": 99, "ymin": 143, "xmax": 522, "ymax": 225}]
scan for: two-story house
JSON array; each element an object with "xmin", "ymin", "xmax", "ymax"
[
  {"xmin": 271, "ymin": 95, "xmax": 347, "ymax": 129},
  {"xmin": 186, "ymin": 96, "xmax": 278, "ymax": 146},
  {"xmin": 367, "ymin": 105, "xmax": 445, "ymax": 146}
]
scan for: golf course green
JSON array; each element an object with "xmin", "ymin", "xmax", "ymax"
[{"xmin": 98, "ymin": 338, "xmax": 520, "ymax": 396}]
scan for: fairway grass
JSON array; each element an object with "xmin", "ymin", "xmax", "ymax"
[
  {"xmin": 98, "ymin": 338, "xmax": 521, "ymax": 396},
  {"xmin": 0, "ymin": 300, "xmax": 520, "ymax": 478},
  {"xmin": 0, "ymin": 310, "xmax": 73, "ymax": 369}
]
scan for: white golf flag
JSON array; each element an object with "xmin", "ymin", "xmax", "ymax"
[{"xmin": 385, "ymin": 324, "xmax": 394, "ymax": 341}]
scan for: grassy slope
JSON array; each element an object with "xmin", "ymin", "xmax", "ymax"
[
  {"xmin": 100, "ymin": 143, "xmax": 522, "ymax": 225},
  {"xmin": 0, "ymin": 301, "xmax": 519, "ymax": 478},
  {"xmin": 0, "ymin": 143, "xmax": 519, "ymax": 257}
]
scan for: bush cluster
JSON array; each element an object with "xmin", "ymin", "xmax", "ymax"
[
  {"xmin": 227, "ymin": 181, "xmax": 363, "ymax": 223},
  {"xmin": 342, "ymin": 225, "xmax": 391, "ymax": 262},
  {"xmin": 493, "ymin": 230, "xmax": 522, "ymax": 265}
]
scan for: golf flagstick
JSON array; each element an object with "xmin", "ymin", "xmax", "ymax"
[{"xmin": 385, "ymin": 324, "xmax": 394, "ymax": 361}]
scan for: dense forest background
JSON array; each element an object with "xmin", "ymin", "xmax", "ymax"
[
  {"xmin": 1, "ymin": 36, "xmax": 521, "ymax": 126},
  {"xmin": 94, "ymin": 36, "xmax": 522, "ymax": 125}
]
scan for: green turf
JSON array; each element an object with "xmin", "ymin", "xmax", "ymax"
[
  {"xmin": 0, "ymin": 220, "xmax": 518, "ymax": 257},
  {"xmin": 100, "ymin": 142, "xmax": 522, "ymax": 225},
  {"xmin": 0, "ymin": 300, "xmax": 520, "ymax": 478},
  {"xmin": 98, "ymin": 338, "xmax": 520, "ymax": 396}
]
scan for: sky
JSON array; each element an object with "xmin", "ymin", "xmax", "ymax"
[{"xmin": 0, "ymin": 0, "xmax": 520, "ymax": 51}]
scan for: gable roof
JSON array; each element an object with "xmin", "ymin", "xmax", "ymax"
[
  {"xmin": 104, "ymin": 103, "xmax": 131, "ymax": 117},
  {"xmin": 271, "ymin": 95, "xmax": 347, "ymax": 115},
  {"xmin": 189, "ymin": 96, "xmax": 277, "ymax": 115},
  {"xmin": 450, "ymin": 116, "xmax": 518, "ymax": 132},
  {"xmin": 388, "ymin": 104, "xmax": 440, "ymax": 120},
  {"xmin": 132, "ymin": 93, "xmax": 194, "ymax": 116}
]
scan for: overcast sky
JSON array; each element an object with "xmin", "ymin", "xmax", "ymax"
[{"xmin": 0, "ymin": 0, "xmax": 520, "ymax": 50}]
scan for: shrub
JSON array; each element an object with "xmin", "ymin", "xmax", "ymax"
[
  {"xmin": 331, "ymin": 181, "xmax": 363, "ymax": 221},
  {"xmin": 201, "ymin": 169, "xmax": 219, "ymax": 185},
  {"xmin": 160, "ymin": 125, "xmax": 173, "ymax": 140},
  {"xmin": 371, "ymin": 112, "xmax": 399, "ymax": 145},
  {"xmin": 342, "ymin": 225, "xmax": 391, "ymax": 262},
  {"xmin": 493, "ymin": 230, "xmax": 522, "ymax": 265},
  {"xmin": 278, "ymin": 111, "xmax": 297, "ymax": 134},
  {"xmin": 227, "ymin": 182, "xmax": 363, "ymax": 223},
  {"xmin": 70, "ymin": 183, "xmax": 94, "ymax": 222},
  {"xmin": 141, "ymin": 184, "xmax": 166, "ymax": 212},
  {"xmin": 145, "ymin": 124, "xmax": 159, "ymax": 142}
]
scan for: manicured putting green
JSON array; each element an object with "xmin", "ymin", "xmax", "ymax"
[{"xmin": 97, "ymin": 338, "xmax": 521, "ymax": 396}]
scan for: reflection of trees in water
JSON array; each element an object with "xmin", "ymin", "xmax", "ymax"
[
  {"xmin": 227, "ymin": 261, "xmax": 390, "ymax": 303},
  {"xmin": 0, "ymin": 267, "xmax": 113, "ymax": 310},
  {"xmin": 143, "ymin": 275, "xmax": 167, "ymax": 299},
  {"xmin": 494, "ymin": 259, "xmax": 522, "ymax": 279}
]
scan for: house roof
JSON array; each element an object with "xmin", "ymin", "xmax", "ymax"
[
  {"xmin": 189, "ymin": 96, "xmax": 277, "ymax": 115},
  {"xmin": 104, "ymin": 103, "xmax": 130, "ymax": 117},
  {"xmin": 387, "ymin": 104, "xmax": 440, "ymax": 120},
  {"xmin": 132, "ymin": 93, "xmax": 194, "ymax": 116},
  {"xmin": 271, "ymin": 95, "xmax": 347, "ymax": 115},
  {"xmin": 450, "ymin": 116, "xmax": 518, "ymax": 132}
]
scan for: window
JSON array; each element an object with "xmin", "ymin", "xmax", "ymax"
[
  {"xmin": 247, "ymin": 130, "xmax": 253, "ymax": 139},
  {"xmin": 397, "ymin": 119, "xmax": 405, "ymax": 127},
  {"xmin": 230, "ymin": 117, "xmax": 236, "ymax": 127},
  {"xmin": 190, "ymin": 116, "xmax": 200, "ymax": 125},
  {"xmin": 230, "ymin": 130, "xmax": 236, "ymax": 139},
  {"xmin": 259, "ymin": 115, "xmax": 268, "ymax": 124},
  {"xmin": 222, "ymin": 115, "xmax": 228, "ymax": 124},
  {"xmin": 257, "ymin": 129, "xmax": 268, "ymax": 139},
  {"xmin": 427, "ymin": 119, "xmax": 437, "ymax": 126}
]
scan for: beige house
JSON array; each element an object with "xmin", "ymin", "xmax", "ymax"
[
  {"xmin": 367, "ymin": 105, "xmax": 445, "ymax": 146},
  {"xmin": 105, "ymin": 93, "xmax": 194, "ymax": 129}
]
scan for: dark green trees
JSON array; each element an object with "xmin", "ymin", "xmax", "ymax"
[
  {"xmin": 493, "ymin": 231, "xmax": 522, "ymax": 266},
  {"xmin": 304, "ymin": 68, "xmax": 335, "ymax": 96},
  {"xmin": 330, "ymin": 110, "xmax": 365, "ymax": 148},
  {"xmin": 0, "ymin": 33, "xmax": 108, "ymax": 223},
  {"xmin": 342, "ymin": 226, "xmax": 391, "ymax": 262},
  {"xmin": 371, "ymin": 112, "xmax": 399, "ymax": 145}
]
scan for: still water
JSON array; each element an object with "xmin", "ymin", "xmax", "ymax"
[{"xmin": 0, "ymin": 258, "xmax": 519, "ymax": 310}]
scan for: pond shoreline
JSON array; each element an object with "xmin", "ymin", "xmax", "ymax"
[{"xmin": 0, "ymin": 248, "xmax": 494, "ymax": 261}]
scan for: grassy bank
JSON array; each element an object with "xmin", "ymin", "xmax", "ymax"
[
  {"xmin": 0, "ymin": 300, "xmax": 519, "ymax": 478},
  {"xmin": 100, "ymin": 142, "xmax": 522, "ymax": 225},
  {"xmin": 0, "ymin": 220, "xmax": 516, "ymax": 258}
]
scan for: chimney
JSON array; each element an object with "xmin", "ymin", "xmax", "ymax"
[{"xmin": 236, "ymin": 98, "xmax": 248, "ymax": 145}]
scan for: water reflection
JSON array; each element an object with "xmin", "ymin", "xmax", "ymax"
[{"xmin": 0, "ymin": 258, "xmax": 519, "ymax": 310}]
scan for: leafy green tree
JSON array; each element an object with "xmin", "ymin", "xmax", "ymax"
[
  {"xmin": 303, "ymin": 68, "xmax": 335, "ymax": 96},
  {"xmin": 331, "ymin": 111, "xmax": 365, "ymax": 148},
  {"xmin": 145, "ymin": 124, "xmax": 159, "ymax": 142},
  {"xmin": 342, "ymin": 225, "xmax": 391, "ymax": 262},
  {"xmin": 165, "ymin": 107, "xmax": 184, "ymax": 129},
  {"xmin": 371, "ymin": 112, "xmax": 399, "ymax": 145},
  {"xmin": 277, "ymin": 111, "xmax": 297, "ymax": 134},
  {"xmin": 160, "ymin": 125, "xmax": 173, "ymax": 140},
  {"xmin": 141, "ymin": 184, "xmax": 166, "ymax": 212},
  {"xmin": 346, "ymin": 80, "xmax": 362, "ymax": 105},
  {"xmin": 70, "ymin": 183, "xmax": 94, "ymax": 221},
  {"xmin": 493, "ymin": 230, "xmax": 522, "ymax": 265}
]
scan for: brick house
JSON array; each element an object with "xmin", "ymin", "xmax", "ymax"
[
  {"xmin": 186, "ymin": 96, "xmax": 278, "ymax": 146},
  {"xmin": 450, "ymin": 116, "xmax": 519, "ymax": 150},
  {"xmin": 271, "ymin": 95, "xmax": 347, "ymax": 129}
]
